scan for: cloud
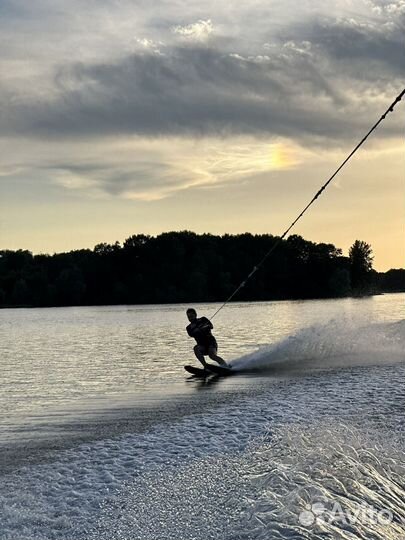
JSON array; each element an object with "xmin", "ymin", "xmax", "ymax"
[
  {"xmin": 364, "ymin": 0, "xmax": 405, "ymax": 15},
  {"xmin": 0, "ymin": 135, "xmax": 310, "ymax": 202},
  {"xmin": 292, "ymin": 16, "xmax": 405, "ymax": 77},
  {"xmin": 172, "ymin": 19, "xmax": 214, "ymax": 42},
  {"xmin": 0, "ymin": 1, "xmax": 404, "ymax": 206},
  {"xmin": 135, "ymin": 38, "xmax": 165, "ymax": 55},
  {"xmin": 2, "ymin": 39, "xmax": 402, "ymax": 146},
  {"xmin": 0, "ymin": 5, "xmax": 403, "ymax": 147}
]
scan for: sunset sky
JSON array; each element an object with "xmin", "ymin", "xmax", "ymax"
[{"xmin": 0, "ymin": 0, "xmax": 404, "ymax": 270}]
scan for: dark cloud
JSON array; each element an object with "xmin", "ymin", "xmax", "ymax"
[
  {"xmin": 1, "ymin": 17, "xmax": 404, "ymax": 144},
  {"xmin": 55, "ymin": 161, "xmax": 177, "ymax": 196},
  {"xmin": 287, "ymin": 16, "xmax": 405, "ymax": 77}
]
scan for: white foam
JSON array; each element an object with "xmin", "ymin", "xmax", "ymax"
[
  {"xmin": 231, "ymin": 319, "xmax": 405, "ymax": 372},
  {"xmin": 89, "ymin": 422, "xmax": 405, "ymax": 540}
]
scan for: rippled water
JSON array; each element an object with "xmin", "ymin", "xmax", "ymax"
[{"xmin": 1, "ymin": 294, "xmax": 405, "ymax": 539}]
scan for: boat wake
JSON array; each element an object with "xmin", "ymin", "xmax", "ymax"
[
  {"xmin": 88, "ymin": 421, "xmax": 405, "ymax": 540},
  {"xmin": 231, "ymin": 319, "xmax": 405, "ymax": 374}
]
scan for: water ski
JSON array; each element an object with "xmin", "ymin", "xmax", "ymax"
[{"xmin": 184, "ymin": 365, "xmax": 211, "ymax": 377}]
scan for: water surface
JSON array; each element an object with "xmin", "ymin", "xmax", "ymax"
[{"xmin": 1, "ymin": 294, "xmax": 405, "ymax": 539}]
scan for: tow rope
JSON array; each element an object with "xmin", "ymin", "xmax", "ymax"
[{"xmin": 211, "ymin": 88, "xmax": 405, "ymax": 320}]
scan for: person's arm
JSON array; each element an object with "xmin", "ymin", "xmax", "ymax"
[
  {"xmin": 187, "ymin": 323, "xmax": 201, "ymax": 338},
  {"xmin": 186, "ymin": 324, "xmax": 194, "ymax": 337},
  {"xmin": 200, "ymin": 317, "xmax": 213, "ymax": 330}
]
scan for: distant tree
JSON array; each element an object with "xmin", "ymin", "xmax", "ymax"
[
  {"xmin": 123, "ymin": 234, "xmax": 150, "ymax": 251},
  {"xmin": 55, "ymin": 267, "xmax": 86, "ymax": 305},
  {"xmin": 112, "ymin": 281, "xmax": 129, "ymax": 304},
  {"xmin": 349, "ymin": 240, "xmax": 373, "ymax": 293},
  {"xmin": 328, "ymin": 268, "xmax": 351, "ymax": 297},
  {"xmin": 94, "ymin": 242, "xmax": 120, "ymax": 256},
  {"xmin": 1, "ymin": 250, "xmax": 33, "ymax": 271},
  {"xmin": 11, "ymin": 278, "xmax": 30, "ymax": 305},
  {"xmin": 0, "ymin": 232, "xmax": 391, "ymax": 308},
  {"xmin": 378, "ymin": 269, "xmax": 405, "ymax": 292}
]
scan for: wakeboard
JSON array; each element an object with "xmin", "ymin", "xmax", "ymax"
[
  {"xmin": 184, "ymin": 365, "xmax": 211, "ymax": 377},
  {"xmin": 205, "ymin": 363, "xmax": 234, "ymax": 376}
]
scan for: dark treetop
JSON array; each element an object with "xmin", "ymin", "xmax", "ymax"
[{"xmin": 0, "ymin": 232, "xmax": 402, "ymax": 308}]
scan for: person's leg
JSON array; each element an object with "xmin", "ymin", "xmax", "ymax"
[
  {"xmin": 207, "ymin": 347, "xmax": 227, "ymax": 366},
  {"xmin": 193, "ymin": 345, "xmax": 207, "ymax": 367}
]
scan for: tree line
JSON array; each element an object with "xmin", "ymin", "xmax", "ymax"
[{"xmin": 0, "ymin": 232, "xmax": 403, "ymax": 308}]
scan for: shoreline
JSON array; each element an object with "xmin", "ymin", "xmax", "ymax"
[{"xmin": 1, "ymin": 290, "xmax": 402, "ymax": 310}]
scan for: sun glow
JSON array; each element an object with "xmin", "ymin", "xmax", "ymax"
[{"xmin": 268, "ymin": 143, "xmax": 297, "ymax": 170}]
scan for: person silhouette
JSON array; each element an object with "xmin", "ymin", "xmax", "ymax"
[{"xmin": 186, "ymin": 308, "xmax": 228, "ymax": 368}]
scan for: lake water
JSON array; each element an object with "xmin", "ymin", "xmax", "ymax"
[{"xmin": 1, "ymin": 294, "xmax": 405, "ymax": 539}]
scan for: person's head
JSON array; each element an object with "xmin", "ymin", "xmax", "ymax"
[{"xmin": 186, "ymin": 308, "xmax": 197, "ymax": 322}]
